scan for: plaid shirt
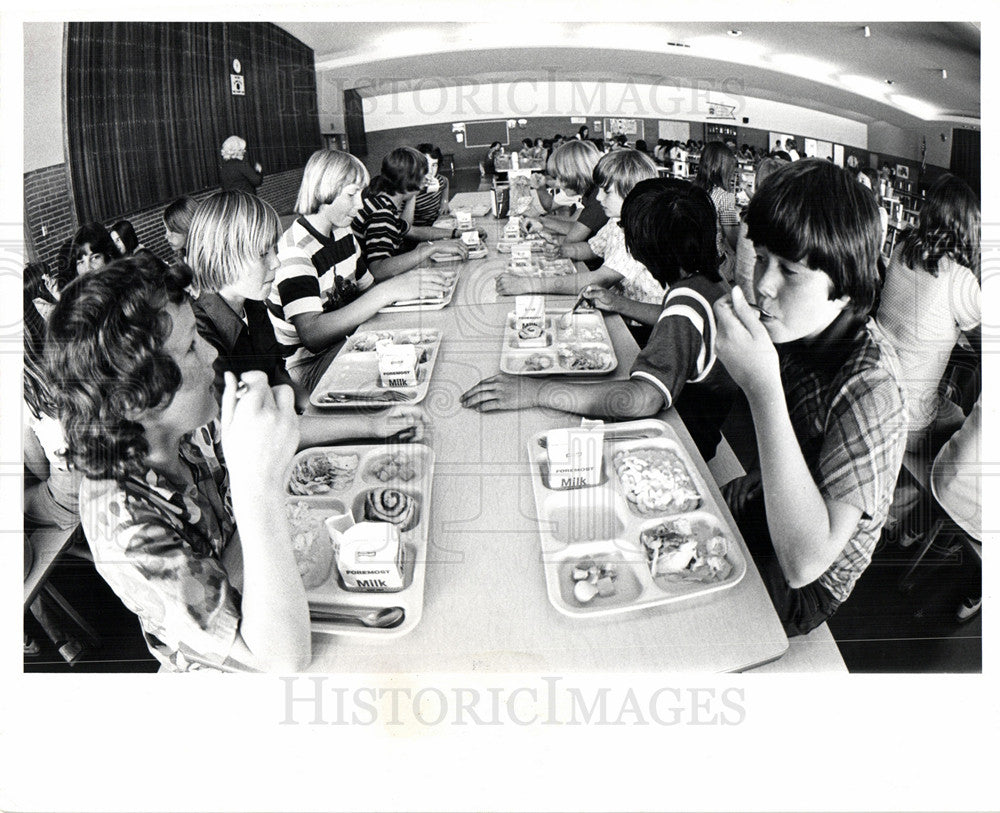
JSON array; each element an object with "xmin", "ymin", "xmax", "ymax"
[{"xmin": 778, "ymin": 313, "xmax": 908, "ymax": 604}]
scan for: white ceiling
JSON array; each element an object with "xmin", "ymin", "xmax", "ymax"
[{"xmin": 277, "ymin": 21, "xmax": 980, "ymax": 130}]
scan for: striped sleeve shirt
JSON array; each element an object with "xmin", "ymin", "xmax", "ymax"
[
  {"xmin": 351, "ymin": 189, "xmax": 409, "ymax": 264},
  {"xmin": 629, "ymin": 275, "xmax": 728, "ymax": 408},
  {"xmin": 412, "ymin": 175, "xmax": 444, "ymax": 227},
  {"xmin": 268, "ymin": 217, "xmax": 373, "ymax": 365}
]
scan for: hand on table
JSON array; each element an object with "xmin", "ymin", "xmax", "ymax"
[
  {"xmin": 221, "ymin": 371, "xmax": 299, "ymax": 492},
  {"xmin": 522, "ymin": 216, "xmax": 545, "ymax": 233},
  {"xmin": 374, "ymin": 406, "xmax": 429, "ymax": 443},
  {"xmin": 389, "ymin": 267, "xmax": 451, "ymax": 301},
  {"xmin": 425, "ymin": 239, "xmax": 470, "ymax": 260},
  {"xmin": 713, "ymin": 286, "xmax": 781, "ymax": 401},
  {"xmin": 538, "ymin": 230, "xmax": 561, "ymax": 246},
  {"xmin": 495, "ymin": 274, "xmax": 533, "ymax": 296},
  {"xmin": 460, "ymin": 374, "xmax": 543, "ymax": 412},
  {"xmin": 475, "ymin": 227, "xmax": 489, "ymax": 243}
]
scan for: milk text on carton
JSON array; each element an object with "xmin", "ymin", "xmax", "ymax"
[
  {"xmin": 455, "ymin": 210, "xmax": 473, "ymax": 230},
  {"xmin": 333, "ymin": 522, "xmax": 405, "ymax": 591},
  {"xmin": 375, "ymin": 340, "xmax": 418, "ymax": 388},
  {"xmin": 460, "ymin": 229, "xmax": 480, "ymax": 247},
  {"xmin": 545, "ymin": 426, "xmax": 605, "ymax": 490},
  {"xmin": 504, "ymin": 216, "xmax": 522, "ymax": 240}
]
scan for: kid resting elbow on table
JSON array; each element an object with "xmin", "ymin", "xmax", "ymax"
[
  {"xmin": 713, "ymin": 159, "xmax": 908, "ymax": 636},
  {"xmin": 462, "ymin": 177, "xmax": 738, "ymax": 462},
  {"xmin": 496, "ymin": 149, "xmax": 664, "ymax": 307},
  {"xmin": 46, "ymin": 258, "xmax": 311, "ymax": 671}
]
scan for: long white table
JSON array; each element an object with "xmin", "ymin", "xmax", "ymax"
[{"xmin": 305, "ymin": 192, "xmax": 800, "ymax": 672}]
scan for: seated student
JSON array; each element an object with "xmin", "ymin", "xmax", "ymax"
[
  {"xmin": 693, "ymin": 141, "xmax": 740, "ymax": 284},
  {"xmin": 409, "ymin": 143, "xmax": 451, "ymax": 228},
  {"xmin": 532, "ymin": 138, "xmax": 547, "ymax": 160},
  {"xmin": 186, "ymin": 190, "xmax": 298, "ymax": 397},
  {"xmin": 524, "ymin": 140, "xmax": 608, "ymax": 256},
  {"xmin": 70, "ymin": 222, "xmax": 118, "ymax": 276},
  {"xmin": 518, "ymin": 137, "xmax": 535, "ymax": 159},
  {"xmin": 46, "ymin": 257, "xmax": 312, "ymax": 672},
  {"xmin": 713, "ymin": 158, "xmax": 907, "ymax": 636},
  {"xmin": 875, "ymin": 172, "xmax": 980, "ymax": 442},
  {"xmin": 163, "ymin": 195, "xmax": 199, "ymax": 262},
  {"xmin": 496, "ymin": 149, "xmax": 663, "ymax": 307},
  {"xmin": 462, "ymin": 177, "xmax": 737, "ymax": 461},
  {"xmin": 271, "ymin": 148, "xmax": 450, "ymax": 391},
  {"xmin": 351, "ymin": 146, "xmax": 474, "ymax": 279},
  {"xmin": 108, "ymin": 219, "xmax": 143, "ymax": 256}
]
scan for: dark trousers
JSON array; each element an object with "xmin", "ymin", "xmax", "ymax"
[{"xmin": 734, "ymin": 496, "xmax": 841, "ymax": 637}]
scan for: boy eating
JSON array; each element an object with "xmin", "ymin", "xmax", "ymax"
[{"xmin": 714, "ymin": 159, "xmax": 907, "ymax": 635}]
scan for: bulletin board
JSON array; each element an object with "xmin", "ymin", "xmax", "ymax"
[
  {"xmin": 463, "ymin": 119, "xmax": 511, "ymax": 148},
  {"xmin": 658, "ymin": 120, "xmax": 690, "ymax": 142}
]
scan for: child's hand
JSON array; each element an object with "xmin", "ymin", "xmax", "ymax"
[
  {"xmin": 713, "ymin": 287, "xmax": 781, "ymax": 402},
  {"xmin": 495, "ymin": 274, "xmax": 532, "ymax": 296},
  {"xmin": 721, "ymin": 468, "xmax": 763, "ymax": 520},
  {"xmin": 460, "ymin": 374, "xmax": 543, "ymax": 412},
  {"xmin": 581, "ymin": 285, "xmax": 619, "ymax": 313},
  {"xmin": 425, "ymin": 239, "xmax": 469, "ymax": 260},
  {"xmin": 476, "ymin": 227, "xmax": 489, "ymax": 243},
  {"xmin": 221, "ymin": 371, "xmax": 299, "ymax": 494},
  {"xmin": 522, "ymin": 217, "xmax": 545, "ymax": 233},
  {"xmin": 390, "ymin": 268, "xmax": 450, "ymax": 302},
  {"xmin": 374, "ymin": 406, "xmax": 429, "ymax": 443},
  {"xmin": 539, "ymin": 230, "xmax": 561, "ymax": 245}
]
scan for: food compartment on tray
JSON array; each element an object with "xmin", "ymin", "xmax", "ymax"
[
  {"xmin": 555, "ymin": 313, "xmax": 608, "ymax": 344},
  {"xmin": 287, "ymin": 449, "xmax": 361, "ymax": 495},
  {"xmin": 362, "ymin": 451, "xmax": 423, "ymax": 484},
  {"xmin": 345, "ymin": 328, "xmax": 440, "ymax": 352},
  {"xmin": 351, "ymin": 487, "xmax": 422, "ymax": 533},
  {"xmin": 638, "ymin": 511, "xmax": 744, "ymax": 590},
  {"xmin": 539, "ymin": 488, "xmax": 626, "ymax": 544},
  {"xmin": 555, "ymin": 550, "xmax": 643, "ymax": 613},
  {"xmin": 506, "ymin": 352, "xmax": 556, "ymax": 374},
  {"xmin": 555, "ymin": 342, "xmax": 615, "ymax": 372},
  {"xmin": 610, "ymin": 440, "xmax": 703, "ymax": 518}
]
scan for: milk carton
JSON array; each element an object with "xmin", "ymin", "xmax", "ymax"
[
  {"xmin": 375, "ymin": 340, "xmax": 418, "ymax": 388},
  {"xmin": 509, "ymin": 241, "xmax": 534, "ymax": 273},
  {"xmin": 504, "ymin": 215, "xmax": 522, "ymax": 240},
  {"xmin": 545, "ymin": 423, "xmax": 605, "ymax": 490},
  {"xmin": 514, "ymin": 294, "xmax": 546, "ymax": 347},
  {"xmin": 460, "ymin": 229, "xmax": 480, "ymax": 247},
  {"xmin": 455, "ymin": 209, "xmax": 473, "ymax": 230},
  {"xmin": 332, "ymin": 522, "xmax": 405, "ymax": 592}
]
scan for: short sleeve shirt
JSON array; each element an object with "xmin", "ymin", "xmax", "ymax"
[
  {"xmin": 269, "ymin": 217, "xmax": 374, "ymax": 366},
  {"xmin": 778, "ymin": 316, "xmax": 908, "ymax": 603},
  {"xmin": 351, "ymin": 189, "xmax": 409, "ymax": 264},
  {"xmin": 412, "ymin": 175, "xmax": 445, "ymax": 227},
  {"xmin": 79, "ymin": 421, "xmax": 241, "ymax": 671},
  {"xmin": 588, "ymin": 219, "xmax": 665, "ymax": 305}
]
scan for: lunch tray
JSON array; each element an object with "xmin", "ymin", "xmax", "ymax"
[
  {"xmin": 284, "ymin": 443, "xmax": 435, "ymax": 638},
  {"xmin": 378, "ymin": 268, "xmax": 460, "ymax": 313},
  {"xmin": 496, "ymin": 233, "xmax": 545, "ymax": 253},
  {"xmin": 309, "ymin": 328, "xmax": 442, "ymax": 408},
  {"xmin": 500, "ymin": 310, "xmax": 618, "ymax": 376},
  {"xmin": 526, "ymin": 419, "xmax": 747, "ymax": 618},
  {"xmin": 505, "ymin": 257, "xmax": 576, "ymax": 277}
]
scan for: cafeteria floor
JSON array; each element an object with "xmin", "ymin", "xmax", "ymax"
[{"xmin": 23, "ymin": 168, "xmax": 982, "ymax": 674}]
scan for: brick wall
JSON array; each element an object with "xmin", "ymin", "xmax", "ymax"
[{"xmin": 23, "ymin": 166, "xmax": 304, "ymax": 271}]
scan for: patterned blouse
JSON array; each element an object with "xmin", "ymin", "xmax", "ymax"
[{"xmin": 79, "ymin": 421, "xmax": 241, "ymax": 671}]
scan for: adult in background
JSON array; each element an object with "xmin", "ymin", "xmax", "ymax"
[
  {"xmin": 219, "ymin": 135, "xmax": 263, "ymax": 196},
  {"xmin": 692, "ymin": 141, "xmax": 740, "ymax": 284}
]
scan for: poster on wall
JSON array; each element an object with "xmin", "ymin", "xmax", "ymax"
[{"xmin": 604, "ymin": 118, "xmax": 642, "ymax": 137}]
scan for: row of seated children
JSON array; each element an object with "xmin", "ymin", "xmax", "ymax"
[{"xmin": 466, "ymin": 155, "xmax": 980, "ymax": 637}]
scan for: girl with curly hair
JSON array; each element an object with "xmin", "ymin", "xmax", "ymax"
[{"xmin": 46, "ymin": 256, "xmax": 311, "ymax": 671}]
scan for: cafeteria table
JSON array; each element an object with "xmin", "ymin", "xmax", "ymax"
[{"xmin": 305, "ymin": 193, "xmax": 794, "ymax": 672}]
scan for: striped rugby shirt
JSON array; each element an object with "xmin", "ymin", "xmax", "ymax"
[
  {"xmin": 629, "ymin": 274, "xmax": 737, "ymax": 459},
  {"xmin": 351, "ymin": 189, "xmax": 410, "ymax": 264},
  {"xmin": 412, "ymin": 175, "xmax": 445, "ymax": 227},
  {"xmin": 268, "ymin": 216, "xmax": 374, "ymax": 367}
]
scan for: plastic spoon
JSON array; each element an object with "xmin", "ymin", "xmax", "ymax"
[{"xmin": 310, "ymin": 606, "xmax": 406, "ymax": 628}]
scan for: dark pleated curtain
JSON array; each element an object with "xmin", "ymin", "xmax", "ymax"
[
  {"xmin": 950, "ymin": 128, "xmax": 980, "ymax": 198},
  {"xmin": 66, "ymin": 22, "xmax": 320, "ymax": 223}
]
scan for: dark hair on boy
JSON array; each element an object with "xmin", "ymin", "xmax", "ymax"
[
  {"xmin": 71, "ymin": 222, "xmax": 118, "ymax": 263},
  {"xmin": 900, "ymin": 172, "xmax": 980, "ymax": 277},
  {"xmin": 46, "ymin": 253, "xmax": 189, "ymax": 481},
  {"xmin": 163, "ymin": 196, "xmax": 199, "ymax": 236},
  {"xmin": 693, "ymin": 141, "xmax": 737, "ymax": 192},
  {"xmin": 416, "ymin": 142, "xmax": 442, "ymax": 161},
  {"xmin": 744, "ymin": 158, "xmax": 882, "ymax": 315},
  {"xmin": 621, "ymin": 178, "xmax": 721, "ymax": 288},
  {"xmin": 371, "ymin": 146, "xmax": 428, "ymax": 195}
]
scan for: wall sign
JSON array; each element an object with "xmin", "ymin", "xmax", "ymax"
[{"xmin": 230, "ymin": 74, "xmax": 245, "ymax": 96}]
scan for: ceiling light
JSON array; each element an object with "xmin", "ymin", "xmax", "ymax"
[
  {"xmin": 941, "ymin": 68, "xmax": 948, "ymax": 79},
  {"xmin": 727, "ymin": 29, "xmax": 742, "ymax": 37},
  {"xmin": 885, "ymin": 79, "xmax": 894, "ymax": 85},
  {"xmin": 863, "ymin": 25, "xmax": 871, "ymax": 37}
]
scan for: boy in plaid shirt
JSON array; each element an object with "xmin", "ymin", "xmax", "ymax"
[{"xmin": 715, "ymin": 159, "xmax": 907, "ymax": 635}]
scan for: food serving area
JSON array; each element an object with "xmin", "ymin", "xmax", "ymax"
[{"xmin": 299, "ymin": 192, "xmax": 844, "ymax": 673}]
